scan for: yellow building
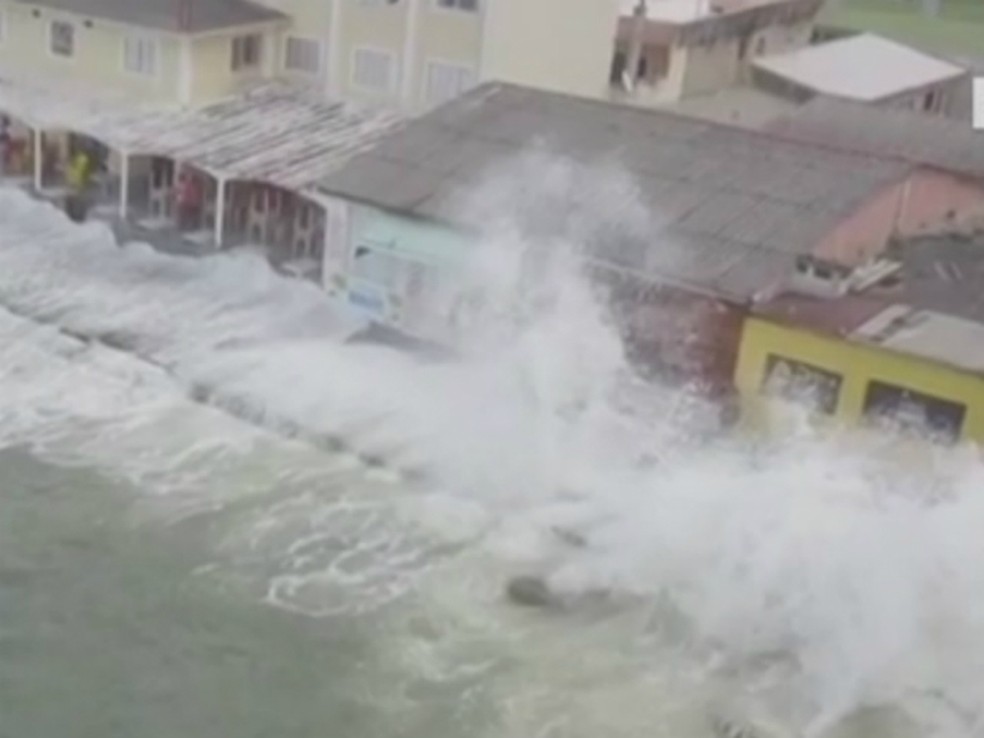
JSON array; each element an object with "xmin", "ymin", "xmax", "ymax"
[
  {"xmin": 264, "ymin": 0, "xmax": 622, "ymax": 110},
  {"xmin": 734, "ymin": 294, "xmax": 984, "ymax": 446},
  {"xmin": 0, "ymin": 0, "xmax": 288, "ymax": 107}
]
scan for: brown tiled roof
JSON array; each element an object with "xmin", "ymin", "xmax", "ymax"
[
  {"xmin": 16, "ymin": 0, "xmax": 286, "ymax": 33},
  {"xmin": 767, "ymin": 97, "xmax": 984, "ymax": 180},
  {"xmin": 319, "ymin": 83, "xmax": 911, "ymax": 301}
]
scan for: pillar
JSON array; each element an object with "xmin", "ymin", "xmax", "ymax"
[
  {"xmin": 214, "ymin": 177, "xmax": 226, "ymax": 248},
  {"xmin": 118, "ymin": 152, "xmax": 130, "ymax": 219},
  {"xmin": 33, "ymin": 129, "xmax": 43, "ymax": 191}
]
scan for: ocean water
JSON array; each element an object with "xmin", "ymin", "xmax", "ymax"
[{"xmin": 1, "ymin": 183, "xmax": 983, "ymax": 738}]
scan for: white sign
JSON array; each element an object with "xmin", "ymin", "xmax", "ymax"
[{"xmin": 975, "ymin": 77, "xmax": 984, "ymax": 130}]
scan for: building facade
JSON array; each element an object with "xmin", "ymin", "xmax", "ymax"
[
  {"xmin": 610, "ymin": 0, "xmax": 823, "ymax": 106},
  {"xmin": 0, "ymin": 0, "xmax": 288, "ymax": 107},
  {"xmin": 265, "ymin": 0, "xmax": 621, "ymax": 110},
  {"xmin": 0, "ymin": 0, "xmax": 621, "ymax": 111},
  {"xmin": 735, "ymin": 303, "xmax": 984, "ymax": 446}
]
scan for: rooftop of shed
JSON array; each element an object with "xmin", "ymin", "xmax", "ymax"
[{"xmin": 317, "ymin": 82, "xmax": 912, "ymax": 301}]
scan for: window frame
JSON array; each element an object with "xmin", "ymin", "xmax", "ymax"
[
  {"xmin": 761, "ymin": 353, "xmax": 843, "ymax": 415},
  {"xmin": 862, "ymin": 379, "xmax": 966, "ymax": 444},
  {"xmin": 121, "ymin": 34, "xmax": 160, "ymax": 77},
  {"xmin": 284, "ymin": 35, "xmax": 323, "ymax": 75},
  {"xmin": 433, "ymin": 0, "xmax": 480, "ymax": 12},
  {"xmin": 423, "ymin": 58, "xmax": 476, "ymax": 106},
  {"xmin": 230, "ymin": 33, "xmax": 263, "ymax": 73},
  {"xmin": 48, "ymin": 18, "xmax": 76, "ymax": 60},
  {"xmin": 350, "ymin": 45, "xmax": 398, "ymax": 93}
]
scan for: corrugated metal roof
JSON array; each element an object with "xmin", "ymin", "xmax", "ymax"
[
  {"xmin": 752, "ymin": 34, "xmax": 966, "ymax": 102},
  {"xmin": 15, "ymin": 0, "xmax": 286, "ymax": 33},
  {"xmin": 767, "ymin": 97, "xmax": 984, "ymax": 181},
  {"xmin": 318, "ymin": 82, "xmax": 912, "ymax": 301},
  {"xmin": 0, "ymin": 73, "xmax": 403, "ymax": 192}
]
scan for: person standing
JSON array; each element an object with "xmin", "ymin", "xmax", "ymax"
[{"xmin": 64, "ymin": 149, "xmax": 93, "ymax": 222}]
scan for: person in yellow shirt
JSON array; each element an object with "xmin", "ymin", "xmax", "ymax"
[{"xmin": 64, "ymin": 150, "xmax": 93, "ymax": 222}]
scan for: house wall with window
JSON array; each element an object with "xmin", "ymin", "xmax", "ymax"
[
  {"xmin": 335, "ymin": 1, "xmax": 409, "ymax": 102},
  {"xmin": 188, "ymin": 28, "xmax": 277, "ymax": 106},
  {"xmin": 413, "ymin": 2, "xmax": 481, "ymax": 108},
  {"xmin": 0, "ymin": 2, "xmax": 181, "ymax": 103},
  {"xmin": 734, "ymin": 315, "xmax": 984, "ymax": 444}
]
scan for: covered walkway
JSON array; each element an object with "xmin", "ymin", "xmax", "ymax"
[{"xmin": 0, "ymin": 72, "xmax": 403, "ymax": 263}]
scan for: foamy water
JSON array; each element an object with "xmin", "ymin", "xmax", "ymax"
[{"xmin": 1, "ymin": 183, "xmax": 983, "ymax": 737}]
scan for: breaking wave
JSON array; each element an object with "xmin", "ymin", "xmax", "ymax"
[{"xmin": 1, "ymin": 162, "xmax": 983, "ymax": 738}]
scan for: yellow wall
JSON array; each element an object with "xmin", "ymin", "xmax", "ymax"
[
  {"xmin": 482, "ymin": 0, "xmax": 620, "ymax": 101},
  {"xmin": 0, "ymin": 2, "xmax": 181, "ymax": 103},
  {"xmin": 188, "ymin": 30, "xmax": 275, "ymax": 105},
  {"xmin": 734, "ymin": 317, "xmax": 984, "ymax": 444},
  {"xmin": 412, "ymin": 3, "xmax": 482, "ymax": 105},
  {"xmin": 335, "ymin": 1, "xmax": 408, "ymax": 103}
]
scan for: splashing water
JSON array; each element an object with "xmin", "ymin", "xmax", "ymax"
[{"xmin": 1, "ymin": 156, "xmax": 983, "ymax": 738}]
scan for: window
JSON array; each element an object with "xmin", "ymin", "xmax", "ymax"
[
  {"xmin": 424, "ymin": 61, "xmax": 475, "ymax": 105},
  {"xmin": 863, "ymin": 381, "xmax": 965, "ymax": 444},
  {"xmin": 285, "ymin": 36, "xmax": 322, "ymax": 74},
  {"xmin": 352, "ymin": 47, "xmax": 396, "ymax": 92},
  {"xmin": 231, "ymin": 34, "xmax": 262, "ymax": 71},
  {"xmin": 436, "ymin": 0, "xmax": 479, "ymax": 10},
  {"xmin": 50, "ymin": 19, "xmax": 74, "ymax": 58},
  {"xmin": 761, "ymin": 354, "xmax": 842, "ymax": 414},
  {"xmin": 123, "ymin": 36, "xmax": 158, "ymax": 76}
]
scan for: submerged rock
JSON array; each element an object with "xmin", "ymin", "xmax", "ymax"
[{"xmin": 505, "ymin": 575, "xmax": 562, "ymax": 609}]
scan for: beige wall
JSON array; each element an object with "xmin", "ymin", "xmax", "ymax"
[
  {"xmin": 412, "ymin": 2, "xmax": 482, "ymax": 106},
  {"xmin": 188, "ymin": 29, "xmax": 276, "ymax": 106},
  {"xmin": 335, "ymin": 2, "xmax": 408, "ymax": 103},
  {"xmin": 679, "ymin": 38, "xmax": 743, "ymax": 97},
  {"xmin": 481, "ymin": 0, "xmax": 620, "ymax": 101},
  {"xmin": 0, "ymin": 2, "xmax": 181, "ymax": 104}
]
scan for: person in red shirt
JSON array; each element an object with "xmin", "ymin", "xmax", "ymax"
[{"xmin": 174, "ymin": 169, "xmax": 203, "ymax": 231}]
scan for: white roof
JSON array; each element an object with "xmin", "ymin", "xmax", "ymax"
[
  {"xmin": 0, "ymin": 72, "xmax": 403, "ymax": 192},
  {"xmin": 753, "ymin": 34, "xmax": 965, "ymax": 102},
  {"xmin": 619, "ymin": 0, "xmax": 781, "ymax": 23},
  {"xmin": 852, "ymin": 304, "xmax": 984, "ymax": 375}
]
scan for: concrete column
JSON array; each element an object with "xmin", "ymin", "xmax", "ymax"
[
  {"xmin": 33, "ymin": 129, "xmax": 43, "ymax": 191},
  {"xmin": 214, "ymin": 177, "xmax": 226, "ymax": 248},
  {"xmin": 118, "ymin": 152, "xmax": 130, "ymax": 219}
]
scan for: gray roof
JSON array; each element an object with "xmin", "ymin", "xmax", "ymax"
[
  {"xmin": 768, "ymin": 97, "xmax": 984, "ymax": 180},
  {"xmin": 318, "ymin": 83, "xmax": 911, "ymax": 301},
  {"xmin": 890, "ymin": 233, "xmax": 984, "ymax": 324},
  {"xmin": 15, "ymin": 0, "xmax": 286, "ymax": 33},
  {"xmin": 0, "ymin": 73, "xmax": 403, "ymax": 191}
]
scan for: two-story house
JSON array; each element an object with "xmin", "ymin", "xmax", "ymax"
[
  {"xmin": 260, "ymin": 0, "xmax": 621, "ymax": 111},
  {"xmin": 610, "ymin": 0, "xmax": 823, "ymax": 106},
  {"xmin": 0, "ymin": 0, "xmax": 290, "ymax": 107},
  {"xmin": 0, "ymin": 0, "xmax": 623, "ymax": 112}
]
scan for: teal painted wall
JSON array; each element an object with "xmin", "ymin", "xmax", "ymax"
[{"xmin": 338, "ymin": 205, "xmax": 474, "ymax": 336}]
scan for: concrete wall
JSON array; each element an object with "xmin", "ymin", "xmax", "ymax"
[
  {"xmin": 337, "ymin": 205, "xmax": 472, "ymax": 339},
  {"xmin": 816, "ymin": 169, "xmax": 984, "ymax": 264},
  {"xmin": 0, "ymin": 2, "xmax": 182, "ymax": 103},
  {"xmin": 815, "ymin": 178, "xmax": 906, "ymax": 265},
  {"xmin": 482, "ymin": 0, "xmax": 620, "ymax": 101},
  {"xmin": 735, "ymin": 315, "xmax": 984, "ymax": 444},
  {"xmin": 896, "ymin": 169, "xmax": 984, "ymax": 234}
]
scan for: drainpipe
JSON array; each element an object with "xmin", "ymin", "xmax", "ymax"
[{"xmin": 624, "ymin": 0, "xmax": 648, "ymax": 92}]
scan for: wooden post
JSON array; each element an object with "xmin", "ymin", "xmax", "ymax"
[
  {"xmin": 214, "ymin": 176, "xmax": 226, "ymax": 248},
  {"xmin": 33, "ymin": 129, "xmax": 42, "ymax": 192},
  {"xmin": 118, "ymin": 151, "xmax": 130, "ymax": 219}
]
